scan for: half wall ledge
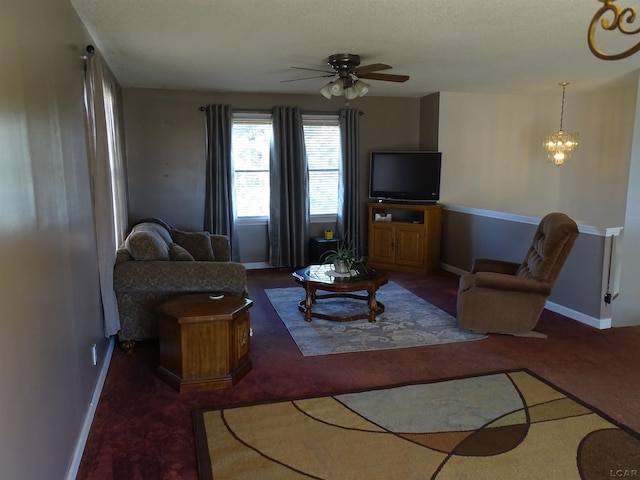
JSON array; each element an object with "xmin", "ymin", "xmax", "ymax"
[{"xmin": 440, "ymin": 204, "xmax": 622, "ymax": 329}]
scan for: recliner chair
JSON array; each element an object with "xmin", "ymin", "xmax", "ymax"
[{"xmin": 456, "ymin": 212, "xmax": 579, "ymax": 335}]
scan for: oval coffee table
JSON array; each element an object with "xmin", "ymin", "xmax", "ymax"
[{"xmin": 292, "ymin": 264, "xmax": 389, "ymax": 323}]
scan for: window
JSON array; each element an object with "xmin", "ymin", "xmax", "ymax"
[
  {"xmin": 232, "ymin": 114, "xmax": 272, "ymax": 218},
  {"xmin": 231, "ymin": 112, "xmax": 341, "ymax": 220},
  {"xmin": 303, "ymin": 114, "xmax": 341, "ymax": 217}
]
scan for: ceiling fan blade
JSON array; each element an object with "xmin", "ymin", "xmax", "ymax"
[
  {"xmin": 354, "ymin": 63, "xmax": 392, "ymax": 74},
  {"xmin": 358, "ymin": 72, "xmax": 410, "ymax": 83},
  {"xmin": 291, "ymin": 66, "xmax": 334, "ymax": 74},
  {"xmin": 280, "ymin": 73, "xmax": 335, "ymax": 83}
]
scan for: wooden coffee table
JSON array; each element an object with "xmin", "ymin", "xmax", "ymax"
[{"xmin": 292, "ymin": 264, "xmax": 389, "ymax": 323}]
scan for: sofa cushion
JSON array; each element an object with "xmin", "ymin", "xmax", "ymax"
[
  {"xmin": 171, "ymin": 230, "xmax": 215, "ymax": 261},
  {"xmin": 169, "ymin": 243, "xmax": 195, "ymax": 261},
  {"xmin": 125, "ymin": 227, "xmax": 170, "ymax": 261}
]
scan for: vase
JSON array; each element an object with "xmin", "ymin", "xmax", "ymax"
[{"xmin": 333, "ymin": 259, "xmax": 351, "ymax": 274}]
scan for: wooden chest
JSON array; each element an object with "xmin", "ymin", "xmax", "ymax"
[{"xmin": 156, "ymin": 294, "xmax": 252, "ymax": 392}]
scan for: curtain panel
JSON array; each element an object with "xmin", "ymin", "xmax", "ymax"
[
  {"xmin": 84, "ymin": 48, "xmax": 129, "ymax": 337},
  {"xmin": 203, "ymin": 104, "xmax": 239, "ymax": 261},
  {"xmin": 338, "ymin": 108, "xmax": 361, "ymax": 258},
  {"xmin": 269, "ymin": 107, "xmax": 309, "ymax": 268}
]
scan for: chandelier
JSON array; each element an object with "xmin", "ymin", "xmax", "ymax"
[
  {"xmin": 588, "ymin": 0, "xmax": 640, "ymax": 60},
  {"xmin": 544, "ymin": 83, "xmax": 578, "ymax": 166},
  {"xmin": 320, "ymin": 76, "xmax": 371, "ymax": 100}
]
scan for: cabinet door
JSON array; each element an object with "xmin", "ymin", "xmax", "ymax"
[
  {"xmin": 234, "ymin": 312, "xmax": 251, "ymax": 366},
  {"xmin": 395, "ymin": 225, "xmax": 425, "ymax": 268},
  {"xmin": 369, "ymin": 223, "xmax": 395, "ymax": 263}
]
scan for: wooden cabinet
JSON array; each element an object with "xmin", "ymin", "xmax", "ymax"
[{"xmin": 367, "ymin": 202, "xmax": 442, "ymax": 274}]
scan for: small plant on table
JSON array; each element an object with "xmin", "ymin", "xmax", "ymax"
[{"xmin": 321, "ymin": 238, "xmax": 358, "ymax": 274}]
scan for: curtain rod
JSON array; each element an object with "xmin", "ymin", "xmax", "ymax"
[{"xmin": 198, "ymin": 106, "xmax": 363, "ymax": 115}]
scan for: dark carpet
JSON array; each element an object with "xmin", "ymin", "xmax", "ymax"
[{"xmin": 77, "ymin": 268, "xmax": 640, "ymax": 480}]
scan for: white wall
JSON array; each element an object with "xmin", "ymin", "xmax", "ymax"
[{"xmin": 1, "ymin": 1, "xmax": 109, "ymax": 479}]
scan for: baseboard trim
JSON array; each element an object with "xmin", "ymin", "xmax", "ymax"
[
  {"xmin": 544, "ymin": 301, "xmax": 612, "ymax": 329},
  {"xmin": 242, "ymin": 262, "xmax": 272, "ymax": 270},
  {"xmin": 441, "ymin": 263, "xmax": 466, "ymax": 277},
  {"xmin": 66, "ymin": 336, "xmax": 115, "ymax": 480},
  {"xmin": 440, "ymin": 263, "xmax": 611, "ymax": 330}
]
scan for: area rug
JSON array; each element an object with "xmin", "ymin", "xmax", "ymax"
[
  {"xmin": 265, "ymin": 282, "xmax": 485, "ymax": 356},
  {"xmin": 193, "ymin": 369, "xmax": 640, "ymax": 480}
]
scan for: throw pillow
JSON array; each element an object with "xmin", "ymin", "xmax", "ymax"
[
  {"xmin": 169, "ymin": 243, "xmax": 195, "ymax": 261},
  {"xmin": 144, "ymin": 222, "xmax": 173, "ymax": 245},
  {"xmin": 125, "ymin": 229, "xmax": 170, "ymax": 261},
  {"xmin": 170, "ymin": 230, "xmax": 215, "ymax": 261}
]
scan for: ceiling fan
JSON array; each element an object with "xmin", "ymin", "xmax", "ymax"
[{"xmin": 283, "ymin": 53, "xmax": 410, "ymax": 99}]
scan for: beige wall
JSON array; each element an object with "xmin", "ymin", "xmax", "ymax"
[
  {"xmin": 557, "ymin": 74, "xmax": 636, "ymax": 226},
  {"xmin": 124, "ymin": 83, "xmax": 637, "ymax": 261},
  {"xmin": 432, "ymin": 79, "xmax": 639, "ymax": 327},
  {"xmin": 437, "ymin": 91, "xmax": 561, "ymax": 218},
  {"xmin": 122, "ymin": 88, "xmax": 421, "ymax": 232},
  {"xmin": 1, "ymin": 0, "xmax": 109, "ymax": 479},
  {"xmin": 435, "ymin": 83, "xmax": 635, "ymax": 228},
  {"xmin": 419, "ymin": 92, "xmax": 440, "ymax": 151}
]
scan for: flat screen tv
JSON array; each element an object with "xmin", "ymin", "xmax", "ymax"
[{"xmin": 369, "ymin": 151, "xmax": 442, "ymax": 203}]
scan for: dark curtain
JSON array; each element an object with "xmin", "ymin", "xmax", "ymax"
[
  {"xmin": 203, "ymin": 104, "xmax": 239, "ymax": 261},
  {"xmin": 269, "ymin": 106, "xmax": 309, "ymax": 267},
  {"xmin": 337, "ymin": 108, "xmax": 361, "ymax": 258}
]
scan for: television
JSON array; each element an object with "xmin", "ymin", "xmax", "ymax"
[{"xmin": 369, "ymin": 151, "xmax": 442, "ymax": 203}]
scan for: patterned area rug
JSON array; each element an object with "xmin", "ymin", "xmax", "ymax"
[
  {"xmin": 265, "ymin": 282, "xmax": 485, "ymax": 356},
  {"xmin": 193, "ymin": 370, "xmax": 640, "ymax": 480}
]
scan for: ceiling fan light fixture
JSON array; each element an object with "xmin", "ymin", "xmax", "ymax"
[
  {"xmin": 329, "ymin": 78, "xmax": 344, "ymax": 96},
  {"xmin": 291, "ymin": 53, "xmax": 408, "ymax": 100},
  {"xmin": 354, "ymin": 80, "xmax": 371, "ymax": 97},
  {"xmin": 319, "ymin": 82, "xmax": 333, "ymax": 99},
  {"xmin": 344, "ymin": 86, "xmax": 359, "ymax": 100}
]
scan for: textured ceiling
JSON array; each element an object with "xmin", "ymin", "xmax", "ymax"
[{"xmin": 70, "ymin": 0, "xmax": 640, "ymax": 97}]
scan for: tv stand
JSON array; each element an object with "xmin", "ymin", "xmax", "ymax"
[
  {"xmin": 376, "ymin": 199, "xmax": 438, "ymax": 204},
  {"xmin": 367, "ymin": 202, "xmax": 442, "ymax": 274}
]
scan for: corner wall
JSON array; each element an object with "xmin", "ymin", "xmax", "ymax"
[{"xmin": 424, "ymin": 78, "xmax": 638, "ymax": 327}]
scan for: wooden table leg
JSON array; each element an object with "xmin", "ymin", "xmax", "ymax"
[
  {"xmin": 367, "ymin": 287, "xmax": 378, "ymax": 323},
  {"xmin": 304, "ymin": 285, "xmax": 316, "ymax": 322}
]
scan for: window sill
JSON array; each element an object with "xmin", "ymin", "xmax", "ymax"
[{"xmin": 235, "ymin": 214, "xmax": 337, "ymax": 227}]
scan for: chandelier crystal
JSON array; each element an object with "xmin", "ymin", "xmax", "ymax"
[{"xmin": 544, "ymin": 82, "xmax": 578, "ymax": 166}]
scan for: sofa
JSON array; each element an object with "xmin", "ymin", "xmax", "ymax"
[{"xmin": 113, "ymin": 219, "xmax": 248, "ymax": 352}]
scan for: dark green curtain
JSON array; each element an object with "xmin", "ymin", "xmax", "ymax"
[
  {"xmin": 203, "ymin": 104, "xmax": 239, "ymax": 261},
  {"xmin": 269, "ymin": 106, "xmax": 309, "ymax": 267},
  {"xmin": 338, "ymin": 108, "xmax": 361, "ymax": 258}
]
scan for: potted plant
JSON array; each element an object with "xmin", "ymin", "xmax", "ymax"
[{"xmin": 320, "ymin": 238, "xmax": 358, "ymax": 274}]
